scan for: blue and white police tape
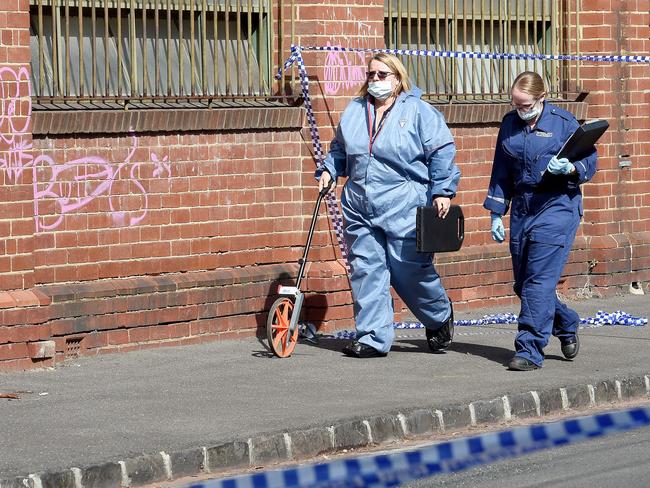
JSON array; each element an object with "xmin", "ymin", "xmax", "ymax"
[
  {"xmin": 187, "ymin": 405, "xmax": 650, "ymax": 488},
  {"xmin": 319, "ymin": 311, "xmax": 647, "ymax": 341}
]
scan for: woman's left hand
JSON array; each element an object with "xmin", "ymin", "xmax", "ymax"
[{"xmin": 433, "ymin": 196, "xmax": 451, "ymax": 218}]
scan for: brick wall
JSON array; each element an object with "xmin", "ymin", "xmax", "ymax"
[
  {"xmin": 0, "ymin": 0, "xmax": 648, "ymax": 370},
  {"xmin": 0, "ymin": 0, "xmax": 34, "ymax": 291}
]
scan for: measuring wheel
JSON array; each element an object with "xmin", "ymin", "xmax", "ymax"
[{"xmin": 267, "ymin": 297, "xmax": 299, "ymax": 358}]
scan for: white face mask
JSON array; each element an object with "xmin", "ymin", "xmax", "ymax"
[
  {"xmin": 368, "ymin": 80, "xmax": 394, "ymax": 100},
  {"xmin": 517, "ymin": 101, "xmax": 542, "ymax": 121}
]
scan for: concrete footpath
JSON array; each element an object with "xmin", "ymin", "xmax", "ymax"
[{"xmin": 1, "ymin": 294, "xmax": 649, "ymax": 487}]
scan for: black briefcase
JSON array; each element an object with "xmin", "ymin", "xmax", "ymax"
[{"xmin": 416, "ymin": 205, "xmax": 464, "ymax": 253}]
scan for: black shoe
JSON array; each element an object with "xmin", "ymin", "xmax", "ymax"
[
  {"xmin": 342, "ymin": 341, "xmax": 387, "ymax": 358},
  {"xmin": 561, "ymin": 335, "xmax": 579, "ymax": 360},
  {"xmin": 508, "ymin": 356, "xmax": 540, "ymax": 371},
  {"xmin": 426, "ymin": 303, "xmax": 454, "ymax": 353}
]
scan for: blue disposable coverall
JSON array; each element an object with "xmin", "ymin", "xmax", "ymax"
[
  {"xmin": 317, "ymin": 87, "xmax": 461, "ymax": 353},
  {"xmin": 484, "ymin": 102, "xmax": 598, "ymax": 366}
]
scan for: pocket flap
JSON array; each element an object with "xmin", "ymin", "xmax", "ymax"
[{"xmin": 529, "ymin": 231, "xmax": 565, "ymax": 246}]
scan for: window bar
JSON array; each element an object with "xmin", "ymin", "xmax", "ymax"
[
  {"xmin": 468, "ymin": 0, "xmax": 474, "ymax": 98},
  {"xmin": 445, "ymin": 0, "xmax": 452, "ymax": 98},
  {"xmin": 77, "ymin": 0, "xmax": 83, "ymax": 97},
  {"xmin": 130, "ymin": 0, "xmax": 137, "ymax": 98},
  {"xmin": 533, "ymin": 0, "xmax": 539, "ymax": 81},
  {"xmin": 515, "ymin": 0, "xmax": 520, "ymax": 79},
  {"xmin": 480, "ymin": 0, "xmax": 486, "ymax": 98},
  {"xmin": 236, "ymin": 0, "xmax": 242, "ymax": 94},
  {"xmin": 90, "ymin": 0, "xmax": 96, "ymax": 98},
  {"xmin": 104, "ymin": 0, "xmax": 109, "ymax": 98},
  {"xmin": 551, "ymin": 0, "xmax": 558, "ymax": 94},
  {"xmin": 37, "ymin": 0, "xmax": 45, "ymax": 96},
  {"xmin": 461, "ymin": 0, "xmax": 468, "ymax": 99},
  {"xmin": 387, "ymin": 0, "xmax": 392, "ymax": 47},
  {"xmin": 576, "ymin": 0, "xmax": 581, "ymax": 89},
  {"xmin": 190, "ymin": 0, "xmax": 196, "ymax": 96},
  {"xmin": 179, "ymin": 0, "xmax": 184, "ymax": 96},
  {"xmin": 524, "ymin": 0, "xmax": 528, "ymax": 71},
  {"xmin": 225, "ymin": 0, "xmax": 231, "ymax": 94},
  {"xmin": 471, "ymin": 0, "xmax": 479, "ymax": 98},
  {"xmin": 247, "ymin": 0, "xmax": 253, "ymax": 94},
  {"xmin": 264, "ymin": 1, "xmax": 270, "ymax": 94},
  {"xmin": 167, "ymin": 0, "xmax": 172, "ymax": 97},
  {"xmin": 489, "ymin": 0, "xmax": 496, "ymax": 94},
  {"xmin": 291, "ymin": 0, "xmax": 295, "ymax": 85},
  {"xmin": 405, "ymin": 0, "xmax": 411, "ymax": 73},
  {"xmin": 396, "ymin": 0, "xmax": 401, "ymax": 58},
  {"xmin": 202, "ymin": 0, "xmax": 208, "ymax": 96},
  {"xmin": 64, "ymin": 0, "xmax": 70, "ymax": 97},
  {"xmin": 154, "ymin": 0, "xmax": 160, "ymax": 97},
  {"xmin": 541, "ymin": 0, "xmax": 546, "ymax": 90},
  {"xmin": 503, "ymin": 0, "xmax": 506, "ymax": 87},
  {"xmin": 451, "ymin": 0, "xmax": 457, "ymax": 99},
  {"xmin": 213, "ymin": 0, "xmax": 219, "ymax": 96},
  {"xmin": 498, "ymin": 0, "xmax": 505, "ymax": 93},
  {"xmin": 435, "ymin": 0, "xmax": 441, "ymax": 97},
  {"xmin": 254, "ymin": 0, "xmax": 268, "ymax": 95},
  {"xmin": 142, "ymin": 0, "xmax": 148, "ymax": 98},
  {"xmin": 277, "ymin": 0, "xmax": 283, "ymax": 92},
  {"xmin": 425, "ymin": 0, "xmax": 430, "ymax": 93},
  {"xmin": 117, "ymin": 0, "xmax": 123, "ymax": 97},
  {"xmin": 416, "ymin": 0, "xmax": 421, "ymax": 86}
]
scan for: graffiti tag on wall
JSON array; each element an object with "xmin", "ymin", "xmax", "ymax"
[
  {"xmin": 0, "ymin": 66, "xmax": 172, "ymax": 232},
  {"xmin": 323, "ymin": 23, "xmax": 378, "ymax": 96},
  {"xmin": 0, "ymin": 66, "xmax": 33, "ymax": 183}
]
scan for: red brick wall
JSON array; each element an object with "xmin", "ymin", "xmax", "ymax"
[
  {"xmin": 0, "ymin": 0, "xmax": 34, "ymax": 291},
  {"xmin": 0, "ymin": 0, "xmax": 649, "ymax": 370}
]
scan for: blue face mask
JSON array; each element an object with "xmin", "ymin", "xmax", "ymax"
[{"xmin": 368, "ymin": 80, "xmax": 394, "ymax": 100}]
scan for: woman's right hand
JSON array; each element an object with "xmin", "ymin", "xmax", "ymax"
[{"xmin": 318, "ymin": 171, "xmax": 336, "ymax": 193}]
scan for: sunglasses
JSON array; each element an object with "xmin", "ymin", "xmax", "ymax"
[{"xmin": 366, "ymin": 70, "xmax": 394, "ymax": 80}]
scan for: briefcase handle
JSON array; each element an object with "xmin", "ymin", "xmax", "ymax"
[{"xmin": 457, "ymin": 211, "xmax": 464, "ymax": 243}]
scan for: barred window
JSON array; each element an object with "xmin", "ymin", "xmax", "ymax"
[
  {"xmin": 30, "ymin": 0, "xmax": 273, "ymax": 109},
  {"xmin": 385, "ymin": 0, "xmax": 571, "ymax": 101}
]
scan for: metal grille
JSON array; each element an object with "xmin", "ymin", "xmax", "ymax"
[
  {"xmin": 29, "ymin": 0, "xmax": 274, "ymax": 108},
  {"xmin": 385, "ymin": 0, "xmax": 579, "ymax": 101},
  {"xmin": 65, "ymin": 336, "xmax": 83, "ymax": 358}
]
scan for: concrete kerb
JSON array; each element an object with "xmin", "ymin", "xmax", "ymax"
[{"xmin": 3, "ymin": 373, "xmax": 649, "ymax": 488}]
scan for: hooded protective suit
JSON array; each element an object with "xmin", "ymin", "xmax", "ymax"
[
  {"xmin": 484, "ymin": 102, "xmax": 598, "ymax": 366},
  {"xmin": 317, "ymin": 87, "xmax": 460, "ymax": 353}
]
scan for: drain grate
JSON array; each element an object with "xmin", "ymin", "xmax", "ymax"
[{"xmin": 65, "ymin": 337, "xmax": 83, "ymax": 359}]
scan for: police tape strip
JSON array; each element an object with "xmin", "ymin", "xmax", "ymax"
[
  {"xmin": 298, "ymin": 44, "xmax": 650, "ymax": 63},
  {"xmin": 188, "ymin": 405, "xmax": 650, "ymax": 488},
  {"xmin": 299, "ymin": 310, "xmax": 646, "ymax": 341}
]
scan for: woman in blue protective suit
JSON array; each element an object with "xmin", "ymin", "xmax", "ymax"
[
  {"xmin": 484, "ymin": 71, "xmax": 597, "ymax": 371},
  {"xmin": 316, "ymin": 53, "xmax": 461, "ymax": 358}
]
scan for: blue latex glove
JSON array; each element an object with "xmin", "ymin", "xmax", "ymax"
[
  {"xmin": 547, "ymin": 156, "xmax": 575, "ymax": 175},
  {"xmin": 490, "ymin": 213, "xmax": 506, "ymax": 243}
]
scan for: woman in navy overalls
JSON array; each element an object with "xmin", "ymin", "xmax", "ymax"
[{"xmin": 484, "ymin": 71, "xmax": 598, "ymax": 371}]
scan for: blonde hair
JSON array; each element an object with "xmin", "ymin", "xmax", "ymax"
[
  {"xmin": 511, "ymin": 71, "xmax": 547, "ymax": 98},
  {"xmin": 358, "ymin": 53, "xmax": 412, "ymax": 97}
]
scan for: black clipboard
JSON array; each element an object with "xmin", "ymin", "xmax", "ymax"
[
  {"xmin": 416, "ymin": 205, "xmax": 464, "ymax": 253},
  {"xmin": 556, "ymin": 119, "xmax": 609, "ymax": 161}
]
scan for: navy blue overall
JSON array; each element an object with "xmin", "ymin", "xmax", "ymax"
[
  {"xmin": 317, "ymin": 87, "xmax": 460, "ymax": 353},
  {"xmin": 484, "ymin": 102, "xmax": 597, "ymax": 366}
]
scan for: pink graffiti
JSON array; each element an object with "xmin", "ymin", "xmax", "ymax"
[
  {"xmin": 33, "ymin": 135, "xmax": 172, "ymax": 231},
  {"xmin": 1, "ymin": 65, "xmax": 173, "ymax": 232},
  {"xmin": 0, "ymin": 66, "xmax": 33, "ymax": 182},
  {"xmin": 323, "ymin": 42, "xmax": 367, "ymax": 96}
]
